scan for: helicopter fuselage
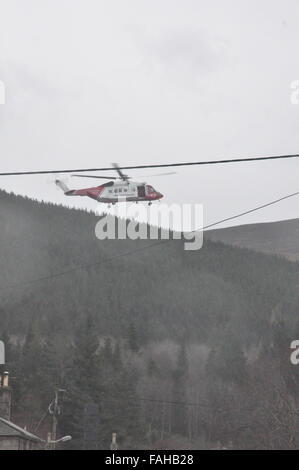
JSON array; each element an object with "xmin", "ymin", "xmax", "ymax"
[{"xmin": 63, "ymin": 180, "xmax": 163, "ymax": 204}]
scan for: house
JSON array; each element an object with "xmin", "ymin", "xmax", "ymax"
[{"xmin": 0, "ymin": 371, "xmax": 43, "ymax": 450}]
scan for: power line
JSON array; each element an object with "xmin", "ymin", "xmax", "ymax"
[
  {"xmin": 1, "ymin": 153, "xmax": 299, "ymax": 176},
  {"xmin": 201, "ymin": 189, "xmax": 299, "ymax": 231},
  {"xmin": 99, "ymin": 395, "xmax": 209, "ymax": 408},
  {"xmin": 81, "ymin": 394, "xmax": 257, "ymax": 412},
  {"xmin": 97, "ymin": 396, "xmax": 258, "ymax": 414},
  {"xmin": 4, "ymin": 188, "xmax": 299, "ymax": 291}
]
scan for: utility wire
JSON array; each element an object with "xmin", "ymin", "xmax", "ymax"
[
  {"xmin": 1, "ymin": 153, "xmax": 299, "ymax": 176},
  {"xmin": 98, "ymin": 396, "xmax": 259, "ymax": 413},
  {"xmin": 98, "ymin": 396, "xmax": 211, "ymax": 409},
  {"xmin": 33, "ymin": 408, "xmax": 49, "ymax": 433},
  {"xmin": 3, "ymin": 188, "xmax": 299, "ymax": 291},
  {"xmin": 200, "ymin": 189, "xmax": 299, "ymax": 231}
]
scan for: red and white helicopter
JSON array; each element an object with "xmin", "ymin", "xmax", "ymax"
[{"xmin": 55, "ymin": 163, "xmax": 174, "ymax": 205}]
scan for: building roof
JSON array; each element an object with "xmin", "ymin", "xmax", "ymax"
[{"xmin": 0, "ymin": 417, "xmax": 43, "ymax": 442}]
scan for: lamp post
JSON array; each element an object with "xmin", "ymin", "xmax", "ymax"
[
  {"xmin": 45, "ymin": 434, "xmax": 72, "ymax": 449},
  {"xmin": 48, "ymin": 389, "xmax": 67, "ymax": 449}
]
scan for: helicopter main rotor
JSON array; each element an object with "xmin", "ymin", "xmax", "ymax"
[{"xmin": 71, "ymin": 163, "xmax": 176, "ymax": 181}]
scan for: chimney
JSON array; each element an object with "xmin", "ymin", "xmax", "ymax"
[
  {"xmin": 110, "ymin": 432, "xmax": 118, "ymax": 450},
  {"xmin": 0, "ymin": 371, "xmax": 12, "ymax": 421}
]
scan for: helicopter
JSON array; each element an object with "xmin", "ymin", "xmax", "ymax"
[{"xmin": 55, "ymin": 163, "xmax": 175, "ymax": 206}]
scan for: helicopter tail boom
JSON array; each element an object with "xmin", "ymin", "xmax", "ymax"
[{"xmin": 55, "ymin": 179, "xmax": 76, "ymax": 195}]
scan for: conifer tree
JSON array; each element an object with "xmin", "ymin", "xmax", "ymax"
[
  {"xmin": 127, "ymin": 322, "xmax": 139, "ymax": 353},
  {"xmin": 172, "ymin": 343, "xmax": 188, "ymax": 436}
]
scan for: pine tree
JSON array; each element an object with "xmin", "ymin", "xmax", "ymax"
[
  {"xmin": 171, "ymin": 343, "xmax": 188, "ymax": 436},
  {"xmin": 59, "ymin": 314, "xmax": 102, "ymax": 448},
  {"xmin": 207, "ymin": 334, "xmax": 247, "ymax": 385},
  {"xmin": 112, "ymin": 342, "xmax": 122, "ymax": 372},
  {"xmin": 15, "ymin": 316, "xmax": 49, "ymax": 427},
  {"xmin": 127, "ymin": 322, "xmax": 139, "ymax": 353},
  {"xmin": 72, "ymin": 313, "xmax": 100, "ymax": 392}
]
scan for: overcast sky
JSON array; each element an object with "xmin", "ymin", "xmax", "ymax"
[{"xmin": 1, "ymin": 0, "xmax": 299, "ymax": 228}]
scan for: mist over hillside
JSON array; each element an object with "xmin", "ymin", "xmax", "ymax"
[
  {"xmin": 1, "ymin": 190, "xmax": 299, "ymax": 449},
  {"xmin": 207, "ymin": 218, "xmax": 299, "ymax": 260}
]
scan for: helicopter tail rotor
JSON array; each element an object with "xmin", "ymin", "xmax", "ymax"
[{"xmin": 55, "ymin": 178, "xmax": 70, "ymax": 193}]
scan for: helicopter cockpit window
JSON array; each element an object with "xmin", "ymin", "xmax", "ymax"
[{"xmin": 147, "ymin": 185, "xmax": 155, "ymax": 194}]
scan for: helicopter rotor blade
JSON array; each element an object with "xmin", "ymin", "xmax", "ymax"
[
  {"xmin": 136, "ymin": 171, "xmax": 177, "ymax": 178},
  {"xmin": 71, "ymin": 167, "xmax": 176, "ymax": 181},
  {"xmin": 112, "ymin": 163, "xmax": 129, "ymax": 181},
  {"xmin": 72, "ymin": 174, "xmax": 118, "ymax": 180}
]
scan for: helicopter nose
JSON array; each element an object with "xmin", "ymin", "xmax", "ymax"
[{"xmin": 157, "ymin": 192, "xmax": 163, "ymax": 199}]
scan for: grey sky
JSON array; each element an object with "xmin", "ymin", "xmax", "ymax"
[{"xmin": 0, "ymin": 0, "xmax": 299, "ymax": 228}]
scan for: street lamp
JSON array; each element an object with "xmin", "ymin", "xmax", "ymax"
[
  {"xmin": 45, "ymin": 434, "xmax": 72, "ymax": 449},
  {"xmin": 48, "ymin": 389, "xmax": 68, "ymax": 449},
  {"xmin": 53, "ymin": 435, "xmax": 72, "ymax": 444}
]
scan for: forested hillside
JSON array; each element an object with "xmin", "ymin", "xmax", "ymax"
[{"xmin": 1, "ymin": 189, "xmax": 299, "ymax": 449}]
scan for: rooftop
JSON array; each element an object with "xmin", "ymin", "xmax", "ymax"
[{"xmin": 0, "ymin": 417, "xmax": 43, "ymax": 442}]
